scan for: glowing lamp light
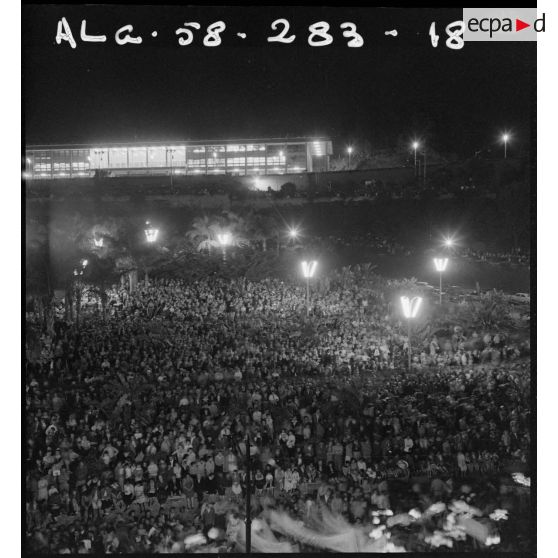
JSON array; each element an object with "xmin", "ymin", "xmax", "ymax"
[
  {"xmin": 288, "ymin": 227, "xmax": 299, "ymax": 239},
  {"xmin": 301, "ymin": 260, "xmax": 318, "ymax": 278},
  {"xmin": 217, "ymin": 232, "xmax": 232, "ymax": 247},
  {"xmin": 347, "ymin": 146, "xmax": 353, "ymax": 154},
  {"xmin": 434, "ymin": 258, "xmax": 449, "ymax": 272},
  {"xmin": 502, "ymin": 133, "xmax": 509, "ymax": 142},
  {"xmin": 443, "ymin": 236, "xmax": 455, "ymax": 247},
  {"xmin": 401, "ymin": 296, "xmax": 422, "ymax": 319},
  {"xmin": 144, "ymin": 221, "xmax": 159, "ymax": 243},
  {"xmin": 412, "ymin": 141, "xmax": 420, "ymax": 150}
]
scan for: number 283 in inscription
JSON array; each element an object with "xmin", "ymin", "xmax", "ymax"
[{"xmin": 267, "ymin": 19, "xmax": 364, "ymax": 47}]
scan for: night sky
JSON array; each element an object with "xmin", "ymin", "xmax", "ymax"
[{"xmin": 23, "ymin": 6, "xmax": 535, "ymax": 156}]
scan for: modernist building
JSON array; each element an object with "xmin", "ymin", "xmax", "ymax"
[{"xmin": 24, "ymin": 138, "xmax": 333, "ymax": 180}]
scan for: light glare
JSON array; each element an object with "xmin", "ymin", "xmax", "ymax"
[
  {"xmin": 434, "ymin": 257, "xmax": 449, "ymax": 272},
  {"xmin": 217, "ymin": 232, "xmax": 232, "ymax": 246},
  {"xmin": 144, "ymin": 221, "xmax": 159, "ymax": 243},
  {"xmin": 401, "ymin": 296, "xmax": 422, "ymax": 319},
  {"xmin": 301, "ymin": 260, "xmax": 318, "ymax": 278}
]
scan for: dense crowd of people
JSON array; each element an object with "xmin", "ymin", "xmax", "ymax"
[{"xmin": 25, "ymin": 270, "xmax": 531, "ymax": 553}]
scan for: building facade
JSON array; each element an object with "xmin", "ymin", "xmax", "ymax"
[{"xmin": 24, "ymin": 138, "xmax": 332, "ymax": 180}]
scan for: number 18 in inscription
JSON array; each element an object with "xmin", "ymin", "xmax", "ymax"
[{"xmin": 429, "ymin": 20, "xmax": 464, "ymax": 50}]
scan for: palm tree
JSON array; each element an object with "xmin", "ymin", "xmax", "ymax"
[
  {"xmin": 187, "ymin": 213, "xmax": 250, "ymax": 255},
  {"xmin": 186, "ymin": 216, "xmax": 217, "ymax": 254},
  {"xmin": 220, "ymin": 211, "xmax": 250, "ymax": 248}
]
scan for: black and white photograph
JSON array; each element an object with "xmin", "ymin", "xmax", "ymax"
[{"xmin": 21, "ymin": 5, "xmax": 542, "ymax": 555}]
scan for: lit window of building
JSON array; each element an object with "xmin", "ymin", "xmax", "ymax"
[{"xmin": 24, "ymin": 138, "xmax": 332, "ymax": 179}]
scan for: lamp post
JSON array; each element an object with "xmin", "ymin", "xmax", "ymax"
[
  {"xmin": 73, "ymin": 258, "xmax": 88, "ymax": 329},
  {"xmin": 288, "ymin": 227, "xmax": 299, "ymax": 246},
  {"xmin": 400, "ymin": 296, "xmax": 422, "ymax": 371},
  {"xmin": 433, "ymin": 258, "xmax": 449, "ymax": 305},
  {"xmin": 412, "ymin": 141, "xmax": 419, "ymax": 177},
  {"xmin": 217, "ymin": 232, "xmax": 232, "ymax": 263},
  {"xmin": 347, "ymin": 146, "xmax": 353, "ymax": 170},
  {"xmin": 144, "ymin": 221, "xmax": 159, "ymax": 243},
  {"xmin": 301, "ymin": 260, "xmax": 318, "ymax": 316},
  {"xmin": 442, "ymin": 236, "xmax": 456, "ymax": 255},
  {"xmin": 502, "ymin": 133, "xmax": 509, "ymax": 159},
  {"xmin": 144, "ymin": 221, "xmax": 159, "ymax": 284}
]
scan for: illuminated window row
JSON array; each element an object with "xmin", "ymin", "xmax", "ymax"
[{"xmin": 25, "ymin": 140, "xmax": 331, "ymax": 178}]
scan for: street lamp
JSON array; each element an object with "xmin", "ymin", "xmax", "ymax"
[
  {"xmin": 144, "ymin": 221, "xmax": 159, "ymax": 243},
  {"xmin": 288, "ymin": 227, "xmax": 299, "ymax": 241},
  {"xmin": 442, "ymin": 235, "xmax": 456, "ymax": 249},
  {"xmin": 301, "ymin": 260, "xmax": 318, "ymax": 316},
  {"xmin": 217, "ymin": 232, "xmax": 232, "ymax": 262},
  {"xmin": 347, "ymin": 146, "xmax": 353, "ymax": 169},
  {"xmin": 433, "ymin": 257, "xmax": 449, "ymax": 305},
  {"xmin": 400, "ymin": 296, "xmax": 422, "ymax": 370},
  {"xmin": 144, "ymin": 221, "xmax": 159, "ymax": 284},
  {"xmin": 502, "ymin": 133, "xmax": 510, "ymax": 159},
  {"xmin": 73, "ymin": 259, "xmax": 88, "ymax": 328},
  {"xmin": 412, "ymin": 141, "xmax": 419, "ymax": 176}
]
